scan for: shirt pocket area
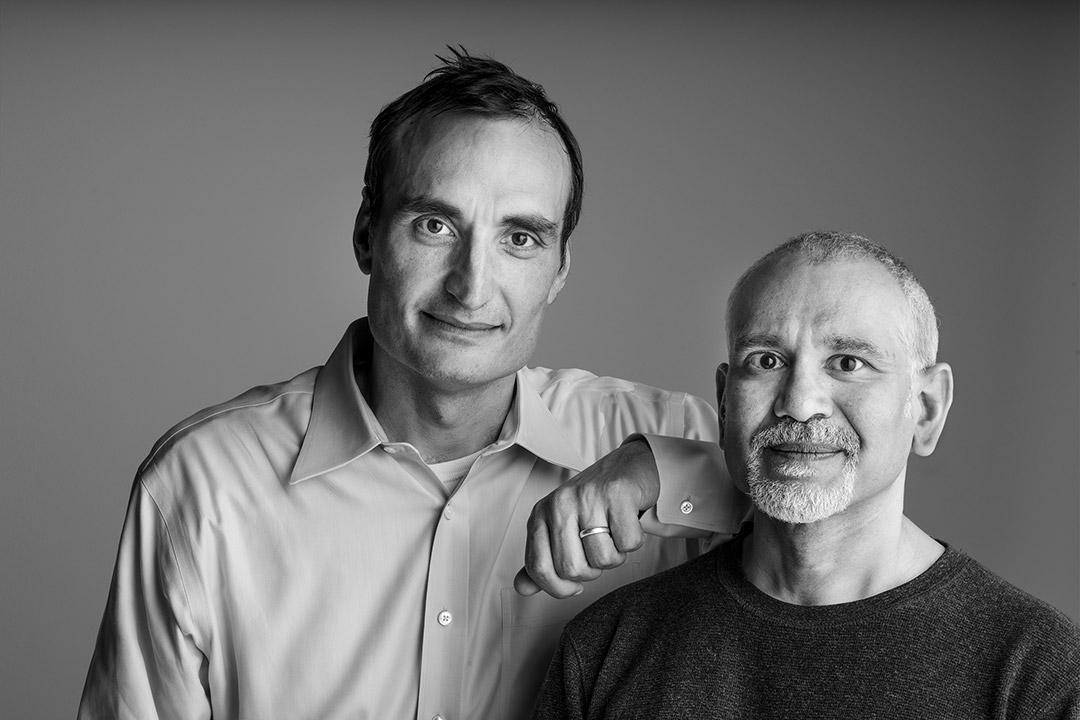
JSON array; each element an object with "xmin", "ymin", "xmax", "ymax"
[{"xmin": 499, "ymin": 561, "xmax": 643, "ymax": 718}]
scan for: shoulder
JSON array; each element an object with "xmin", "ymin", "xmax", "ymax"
[
  {"xmin": 136, "ymin": 367, "xmax": 319, "ymax": 506},
  {"xmin": 564, "ymin": 548, "xmax": 720, "ymax": 648},
  {"xmin": 939, "ymin": 548, "xmax": 1080, "ymax": 707},
  {"xmin": 521, "ymin": 366, "xmax": 716, "ymax": 441},
  {"xmin": 522, "ymin": 366, "xmax": 685, "ymax": 406},
  {"xmin": 952, "ymin": 551, "xmax": 1080, "ymax": 645}
]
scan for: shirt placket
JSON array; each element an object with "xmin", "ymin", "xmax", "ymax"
[{"xmin": 416, "ymin": 485, "xmax": 470, "ymax": 720}]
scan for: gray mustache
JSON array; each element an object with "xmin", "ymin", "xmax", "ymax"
[{"xmin": 750, "ymin": 419, "xmax": 860, "ymax": 456}]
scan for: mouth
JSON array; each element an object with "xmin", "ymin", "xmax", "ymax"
[
  {"xmin": 422, "ymin": 311, "xmax": 501, "ymax": 333},
  {"xmin": 766, "ymin": 444, "xmax": 844, "ymax": 460}
]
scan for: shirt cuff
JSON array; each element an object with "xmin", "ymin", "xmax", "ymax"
[{"xmin": 629, "ymin": 433, "xmax": 751, "ymax": 536}]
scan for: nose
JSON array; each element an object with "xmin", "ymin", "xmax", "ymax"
[
  {"xmin": 444, "ymin": 236, "xmax": 493, "ymax": 310},
  {"xmin": 773, "ymin": 362, "xmax": 832, "ymax": 422}
]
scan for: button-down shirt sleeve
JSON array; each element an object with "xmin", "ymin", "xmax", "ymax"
[
  {"xmin": 636, "ymin": 393, "xmax": 751, "ymax": 537},
  {"xmin": 78, "ymin": 320, "xmax": 750, "ymax": 720},
  {"xmin": 79, "ymin": 471, "xmax": 210, "ymax": 720}
]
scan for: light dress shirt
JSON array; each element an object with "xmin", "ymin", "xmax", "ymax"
[{"xmin": 79, "ymin": 319, "xmax": 747, "ymax": 720}]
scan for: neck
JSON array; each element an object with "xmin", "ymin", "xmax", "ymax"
[
  {"xmin": 741, "ymin": 473, "xmax": 943, "ymax": 605},
  {"xmin": 365, "ymin": 344, "xmax": 516, "ymax": 464}
]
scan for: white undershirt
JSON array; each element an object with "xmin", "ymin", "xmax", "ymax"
[{"xmin": 426, "ymin": 448, "xmax": 484, "ymax": 494}]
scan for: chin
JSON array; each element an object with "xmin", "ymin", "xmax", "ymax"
[
  {"xmin": 749, "ymin": 475, "xmax": 855, "ymax": 525},
  {"xmin": 415, "ymin": 355, "xmax": 519, "ymax": 390}
]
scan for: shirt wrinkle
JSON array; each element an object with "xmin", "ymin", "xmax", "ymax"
[
  {"xmin": 139, "ymin": 472, "xmax": 201, "ymax": 646},
  {"xmin": 80, "ymin": 318, "xmax": 734, "ymax": 720},
  {"xmin": 140, "ymin": 389, "xmax": 314, "ymax": 476}
]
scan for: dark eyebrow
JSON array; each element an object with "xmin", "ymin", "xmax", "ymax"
[
  {"xmin": 823, "ymin": 334, "xmax": 888, "ymax": 358},
  {"xmin": 394, "ymin": 196, "xmax": 559, "ymax": 241},
  {"xmin": 397, "ymin": 196, "xmax": 462, "ymax": 223},
  {"xmin": 731, "ymin": 331, "xmax": 889, "ymax": 359},
  {"xmin": 732, "ymin": 332, "xmax": 784, "ymax": 351},
  {"xmin": 503, "ymin": 213, "xmax": 560, "ymax": 241}
]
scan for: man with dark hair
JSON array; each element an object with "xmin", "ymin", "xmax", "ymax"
[
  {"xmin": 78, "ymin": 51, "xmax": 745, "ymax": 719},
  {"xmin": 533, "ymin": 231, "xmax": 1080, "ymax": 719}
]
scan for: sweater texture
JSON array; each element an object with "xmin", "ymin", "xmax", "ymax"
[{"xmin": 532, "ymin": 532, "xmax": 1080, "ymax": 719}]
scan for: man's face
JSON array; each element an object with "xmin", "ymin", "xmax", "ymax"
[
  {"xmin": 719, "ymin": 256, "xmax": 923, "ymax": 524},
  {"xmin": 357, "ymin": 114, "xmax": 571, "ymax": 391}
]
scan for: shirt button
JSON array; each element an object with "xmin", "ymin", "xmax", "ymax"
[
  {"xmin": 680, "ymin": 499, "xmax": 694, "ymax": 514},
  {"xmin": 432, "ymin": 715, "xmax": 445, "ymax": 720},
  {"xmin": 437, "ymin": 610, "xmax": 453, "ymax": 626}
]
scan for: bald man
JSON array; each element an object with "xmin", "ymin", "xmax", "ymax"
[{"xmin": 533, "ymin": 231, "xmax": 1080, "ymax": 719}]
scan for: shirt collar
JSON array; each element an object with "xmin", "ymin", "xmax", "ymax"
[
  {"xmin": 499, "ymin": 371, "xmax": 588, "ymax": 473},
  {"xmin": 290, "ymin": 319, "xmax": 385, "ymax": 484},
  {"xmin": 290, "ymin": 319, "xmax": 587, "ymax": 484}
]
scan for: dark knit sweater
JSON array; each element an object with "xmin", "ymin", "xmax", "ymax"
[{"xmin": 532, "ymin": 534, "xmax": 1080, "ymax": 719}]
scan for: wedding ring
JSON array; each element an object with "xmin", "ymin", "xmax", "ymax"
[{"xmin": 578, "ymin": 526, "xmax": 612, "ymax": 539}]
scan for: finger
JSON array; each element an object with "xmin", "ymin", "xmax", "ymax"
[
  {"xmin": 525, "ymin": 510, "xmax": 584, "ymax": 598},
  {"xmin": 550, "ymin": 507, "xmax": 602, "ymax": 584},
  {"xmin": 581, "ymin": 528, "xmax": 627, "ymax": 570},
  {"xmin": 513, "ymin": 566, "xmax": 541, "ymax": 596},
  {"xmin": 608, "ymin": 502, "xmax": 645, "ymax": 554}
]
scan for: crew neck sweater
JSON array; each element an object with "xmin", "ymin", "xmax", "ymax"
[{"xmin": 532, "ymin": 533, "xmax": 1080, "ymax": 719}]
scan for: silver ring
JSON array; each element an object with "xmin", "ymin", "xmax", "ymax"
[{"xmin": 578, "ymin": 526, "xmax": 612, "ymax": 539}]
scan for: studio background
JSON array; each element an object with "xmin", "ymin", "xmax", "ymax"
[{"xmin": 1, "ymin": 1, "xmax": 1077, "ymax": 716}]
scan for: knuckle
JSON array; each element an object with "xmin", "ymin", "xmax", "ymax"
[
  {"xmin": 526, "ymin": 548, "xmax": 552, "ymax": 575},
  {"xmin": 614, "ymin": 535, "xmax": 644, "ymax": 553},
  {"xmin": 555, "ymin": 556, "xmax": 581, "ymax": 579},
  {"xmin": 550, "ymin": 586, "xmax": 581, "ymax": 600},
  {"xmin": 526, "ymin": 511, "xmax": 546, "ymax": 533},
  {"xmin": 551, "ymin": 488, "xmax": 576, "ymax": 513},
  {"xmin": 589, "ymin": 551, "xmax": 616, "ymax": 570}
]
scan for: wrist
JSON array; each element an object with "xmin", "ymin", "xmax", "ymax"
[{"xmin": 621, "ymin": 437, "xmax": 660, "ymax": 509}]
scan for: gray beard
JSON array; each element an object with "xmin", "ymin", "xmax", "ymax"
[
  {"xmin": 747, "ymin": 459, "xmax": 857, "ymax": 524},
  {"xmin": 744, "ymin": 419, "xmax": 860, "ymax": 524}
]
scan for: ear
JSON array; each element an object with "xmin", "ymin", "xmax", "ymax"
[
  {"xmin": 546, "ymin": 240, "xmax": 572, "ymax": 304},
  {"xmin": 715, "ymin": 363, "xmax": 729, "ymax": 447},
  {"xmin": 353, "ymin": 189, "xmax": 374, "ymax": 275},
  {"xmin": 911, "ymin": 362, "xmax": 953, "ymax": 456}
]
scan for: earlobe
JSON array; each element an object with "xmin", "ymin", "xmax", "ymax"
[
  {"xmin": 353, "ymin": 190, "xmax": 374, "ymax": 275},
  {"xmin": 912, "ymin": 362, "xmax": 954, "ymax": 456},
  {"xmin": 715, "ymin": 363, "xmax": 729, "ymax": 446}
]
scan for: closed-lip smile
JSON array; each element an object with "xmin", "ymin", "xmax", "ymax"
[
  {"xmin": 423, "ymin": 311, "xmax": 500, "ymax": 332},
  {"xmin": 768, "ymin": 443, "xmax": 842, "ymax": 457}
]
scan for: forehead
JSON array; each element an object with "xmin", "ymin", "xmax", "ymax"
[
  {"xmin": 385, "ymin": 113, "xmax": 570, "ymax": 218},
  {"xmin": 729, "ymin": 256, "xmax": 914, "ymax": 354}
]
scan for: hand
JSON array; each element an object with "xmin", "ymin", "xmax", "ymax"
[{"xmin": 514, "ymin": 439, "xmax": 660, "ymax": 598}]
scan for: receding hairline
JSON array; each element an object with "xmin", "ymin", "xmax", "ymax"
[
  {"xmin": 725, "ymin": 232, "xmax": 940, "ymax": 370},
  {"xmin": 376, "ymin": 111, "xmax": 573, "ymax": 233}
]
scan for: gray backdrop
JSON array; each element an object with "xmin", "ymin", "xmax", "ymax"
[{"xmin": 1, "ymin": 1, "xmax": 1077, "ymax": 716}]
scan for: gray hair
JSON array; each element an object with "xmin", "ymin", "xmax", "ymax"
[{"xmin": 727, "ymin": 231, "xmax": 939, "ymax": 370}]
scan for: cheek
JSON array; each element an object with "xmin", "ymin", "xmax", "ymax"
[
  {"xmin": 502, "ymin": 261, "xmax": 562, "ymax": 317},
  {"xmin": 376, "ymin": 245, "xmax": 442, "ymax": 305},
  {"xmin": 727, "ymin": 382, "xmax": 774, "ymax": 426},
  {"xmin": 721, "ymin": 386, "xmax": 769, "ymax": 452},
  {"xmin": 839, "ymin": 386, "xmax": 916, "ymax": 451}
]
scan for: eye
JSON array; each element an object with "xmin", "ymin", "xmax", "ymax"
[
  {"xmin": 745, "ymin": 352, "xmax": 785, "ymax": 371},
  {"xmin": 828, "ymin": 355, "xmax": 865, "ymax": 372},
  {"xmin": 508, "ymin": 232, "xmax": 538, "ymax": 248},
  {"xmin": 419, "ymin": 218, "xmax": 454, "ymax": 237}
]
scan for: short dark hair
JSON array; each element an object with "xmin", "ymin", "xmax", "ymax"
[{"xmin": 363, "ymin": 47, "xmax": 584, "ymax": 256}]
